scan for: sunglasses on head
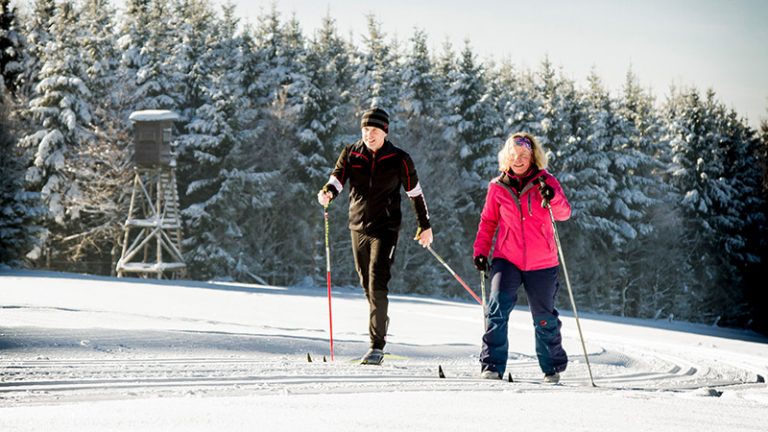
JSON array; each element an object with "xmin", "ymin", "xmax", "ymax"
[{"xmin": 513, "ymin": 136, "xmax": 532, "ymax": 150}]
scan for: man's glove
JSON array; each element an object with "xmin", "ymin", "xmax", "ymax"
[
  {"xmin": 473, "ymin": 255, "xmax": 489, "ymax": 273},
  {"xmin": 317, "ymin": 184, "xmax": 337, "ymax": 207},
  {"xmin": 538, "ymin": 179, "xmax": 555, "ymax": 208}
]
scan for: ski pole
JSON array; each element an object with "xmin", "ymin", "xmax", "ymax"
[
  {"xmin": 323, "ymin": 206, "xmax": 335, "ymax": 361},
  {"xmin": 480, "ymin": 270, "xmax": 487, "ymax": 331},
  {"xmin": 539, "ymin": 180, "xmax": 595, "ymax": 387},
  {"xmin": 425, "ymin": 245, "xmax": 482, "ymax": 305}
]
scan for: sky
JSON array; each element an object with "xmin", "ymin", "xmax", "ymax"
[
  {"xmin": 217, "ymin": 0, "xmax": 768, "ymax": 129},
  {"xmin": 2, "ymin": 269, "xmax": 768, "ymax": 431}
]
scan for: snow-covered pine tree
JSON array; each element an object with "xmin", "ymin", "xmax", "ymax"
[
  {"xmin": 752, "ymin": 112, "xmax": 768, "ymax": 332},
  {"xmin": 614, "ymin": 69, "xmax": 677, "ymax": 319},
  {"xmin": 178, "ymin": 3, "xmax": 278, "ymax": 281},
  {"xmin": 54, "ymin": 0, "xmax": 130, "ymax": 274},
  {"xmin": 532, "ymin": 58, "xmax": 597, "ymax": 309},
  {"xmin": 285, "ymin": 13, "xmax": 357, "ymax": 285},
  {"xmin": 355, "ymin": 14, "xmax": 402, "ymax": 113},
  {"xmin": 573, "ymin": 71, "xmax": 623, "ymax": 312},
  {"xmin": 714, "ymin": 106, "xmax": 766, "ymax": 327},
  {"xmin": 174, "ymin": 0, "xmax": 237, "ymax": 279},
  {"xmin": 13, "ymin": 0, "xmax": 53, "ymax": 104},
  {"xmin": 662, "ymin": 87, "xmax": 757, "ymax": 323},
  {"xmin": 0, "ymin": 0, "xmax": 24, "ymax": 96},
  {"xmin": 489, "ymin": 60, "xmax": 541, "ymax": 138},
  {"xmin": 115, "ymin": 0, "xmax": 150, "ymax": 114},
  {"xmin": 443, "ymin": 40, "xmax": 501, "ymax": 238},
  {"xmin": 19, "ymin": 0, "xmax": 93, "ymax": 268},
  {"xmin": 393, "ymin": 28, "xmax": 449, "ymax": 296},
  {"xmin": 80, "ymin": 0, "xmax": 119, "ymax": 128},
  {"xmin": 0, "ymin": 82, "xmax": 43, "ymax": 266},
  {"xmin": 237, "ymin": 7, "xmax": 314, "ymax": 285},
  {"xmin": 129, "ymin": 0, "xmax": 181, "ymax": 111}
]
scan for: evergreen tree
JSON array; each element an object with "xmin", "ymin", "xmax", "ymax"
[
  {"xmin": 0, "ymin": 0, "xmax": 23, "ymax": 95},
  {"xmin": 55, "ymin": 0, "xmax": 130, "ymax": 274},
  {"xmin": 0, "ymin": 83, "xmax": 43, "ymax": 266},
  {"xmin": 131, "ymin": 0, "xmax": 181, "ymax": 111},
  {"xmin": 750, "ymin": 111, "xmax": 768, "ymax": 332},
  {"xmin": 716, "ymin": 107, "xmax": 766, "ymax": 327},
  {"xmin": 355, "ymin": 14, "xmax": 402, "ymax": 113},
  {"xmin": 286, "ymin": 13, "xmax": 357, "ymax": 284},
  {"xmin": 18, "ymin": 0, "xmax": 93, "ymax": 268},
  {"xmin": 115, "ymin": 0, "xmax": 150, "ymax": 114},
  {"xmin": 393, "ymin": 28, "xmax": 447, "ymax": 295},
  {"xmin": 614, "ymin": 69, "xmax": 675, "ymax": 318},
  {"xmin": 661, "ymin": 88, "xmax": 760, "ymax": 323},
  {"xmin": 531, "ymin": 58, "xmax": 594, "ymax": 308},
  {"xmin": 14, "ymin": 0, "xmax": 54, "ymax": 103},
  {"xmin": 238, "ymin": 7, "xmax": 313, "ymax": 285},
  {"xmin": 489, "ymin": 59, "xmax": 542, "ymax": 137},
  {"xmin": 178, "ymin": 3, "xmax": 278, "ymax": 280},
  {"xmin": 443, "ymin": 41, "xmax": 501, "ymax": 228},
  {"xmin": 80, "ymin": 0, "xmax": 119, "ymax": 127}
]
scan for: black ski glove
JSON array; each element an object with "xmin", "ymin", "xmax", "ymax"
[
  {"xmin": 473, "ymin": 255, "xmax": 489, "ymax": 273},
  {"xmin": 538, "ymin": 180, "xmax": 555, "ymax": 208}
]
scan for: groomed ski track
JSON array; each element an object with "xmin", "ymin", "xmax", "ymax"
[{"xmin": 1, "ymin": 270, "xmax": 767, "ymax": 407}]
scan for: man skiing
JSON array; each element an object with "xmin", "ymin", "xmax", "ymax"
[{"xmin": 317, "ymin": 107, "xmax": 433, "ymax": 365}]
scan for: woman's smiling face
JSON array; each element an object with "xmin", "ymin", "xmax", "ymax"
[{"xmin": 508, "ymin": 144, "xmax": 533, "ymax": 175}]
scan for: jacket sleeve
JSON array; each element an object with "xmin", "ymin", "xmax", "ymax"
[
  {"xmin": 326, "ymin": 145, "xmax": 350, "ymax": 194},
  {"xmin": 544, "ymin": 174, "xmax": 571, "ymax": 222},
  {"xmin": 400, "ymin": 153, "xmax": 431, "ymax": 230},
  {"xmin": 473, "ymin": 182, "xmax": 500, "ymax": 257}
]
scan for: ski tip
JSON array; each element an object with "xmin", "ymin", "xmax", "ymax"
[
  {"xmin": 438, "ymin": 365, "xmax": 446, "ymax": 379},
  {"xmin": 507, "ymin": 373, "xmax": 513, "ymax": 383},
  {"xmin": 756, "ymin": 374, "xmax": 765, "ymax": 383},
  {"xmin": 323, "ymin": 355, "xmax": 327, "ymax": 363},
  {"xmin": 307, "ymin": 353, "xmax": 312, "ymax": 363}
]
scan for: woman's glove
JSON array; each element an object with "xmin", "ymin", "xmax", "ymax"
[
  {"xmin": 538, "ymin": 179, "xmax": 555, "ymax": 208},
  {"xmin": 473, "ymin": 255, "xmax": 489, "ymax": 272}
]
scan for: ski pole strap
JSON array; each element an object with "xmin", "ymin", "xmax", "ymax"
[{"xmin": 426, "ymin": 246, "xmax": 482, "ymax": 304}]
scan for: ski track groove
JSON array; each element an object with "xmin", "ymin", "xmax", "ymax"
[{"xmin": 1, "ymin": 343, "xmax": 761, "ymax": 405}]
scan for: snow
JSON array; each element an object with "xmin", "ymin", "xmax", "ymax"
[
  {"xmin": 128, "ymin": 110, "xmax": 180, "ymax": 122},
  {"xmin": 1, "ymin": 269, "xmax": 767, "ymax": 431}
]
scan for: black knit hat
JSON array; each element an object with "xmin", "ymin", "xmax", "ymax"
[{"xmin": 360, "ymin": 107, "xmax": 389, "ymax": 133}]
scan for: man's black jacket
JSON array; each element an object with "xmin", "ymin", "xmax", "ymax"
[{"xmin": 327, "ymin": 139, "xmax": 430, "ymax": 235}]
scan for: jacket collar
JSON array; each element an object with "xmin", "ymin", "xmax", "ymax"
[{"xmin": 356, "ymin": 139, "xmax": 394, "ymax": 158}]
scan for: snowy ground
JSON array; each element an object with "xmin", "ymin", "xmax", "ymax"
[{"xmin": 1, "ymin": 269, "xmax": 767, "ymax": 431}]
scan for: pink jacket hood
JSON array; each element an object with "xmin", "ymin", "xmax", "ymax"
[{"xmin": 473, "ymin": 170, "xmax": 571, "ymax": 271}]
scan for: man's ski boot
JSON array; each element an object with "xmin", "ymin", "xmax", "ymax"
[{"xmin": 360, "ymin": 348, "xmax": 384, "ymax": 365}]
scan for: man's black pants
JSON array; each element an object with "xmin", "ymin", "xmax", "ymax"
[{"xmin": 350, "ymin": 230, "xmax": 398, "ymax": 350}]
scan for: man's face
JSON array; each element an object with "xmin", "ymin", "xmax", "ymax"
[{"xmin": 362, "ymin": 126, "xmax": 387, "ymax": 151}]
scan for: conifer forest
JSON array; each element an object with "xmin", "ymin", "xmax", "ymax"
[{"xmin": 1, "ymin": 0, "xmax": 767, "ymax": 332}]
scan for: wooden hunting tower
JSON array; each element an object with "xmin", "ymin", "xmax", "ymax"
[
  {"xmin": 116, "ymin": 110, "xmax": 186, "ymax": 279},
  {"xmin": 131, "ymin": 110, "xmax": 176, "ymax": 166}
]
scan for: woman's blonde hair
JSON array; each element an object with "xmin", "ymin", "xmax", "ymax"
[{"xmin": 498, "ymin": 132, "xmax": 548, "ymax": 171}]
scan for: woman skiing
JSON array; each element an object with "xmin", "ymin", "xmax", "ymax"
[{"xmin": 472, "ymin": 132, "xmax": 571, "ymax": 383}]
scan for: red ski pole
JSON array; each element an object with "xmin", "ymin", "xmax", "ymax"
[
  {"xmin": 323, "ymin": 206, "xmax": 335, "ymax": 361},
  {"xmin": 425, "ymin": 245, "xmax": 482, "ymax": 304}
]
